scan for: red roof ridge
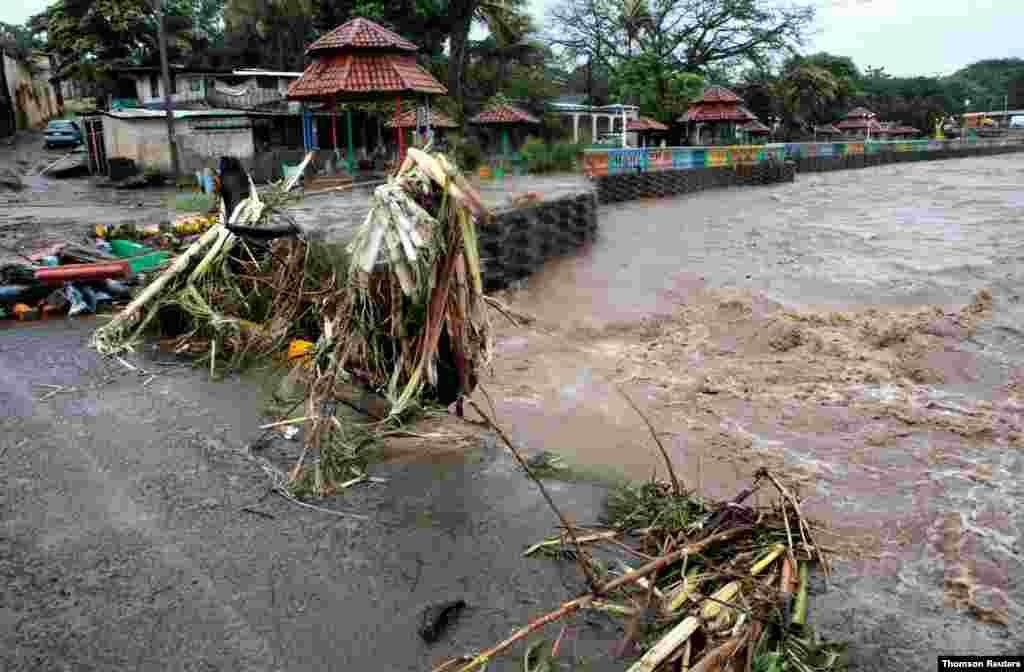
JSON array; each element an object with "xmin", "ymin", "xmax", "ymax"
[
  {"xmin": 307, "ymin": 17, "xmax": 419, "ymax": 54},
  {"xmin": 470, "ymin": 103, "xmax": 540, "ymax": 125}
]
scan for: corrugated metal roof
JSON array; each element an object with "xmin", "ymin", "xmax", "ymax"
[
  {"xmin": 386, "ymin": 108, "xmax": 458, "ymax": 128},
  {"xmin": 233, "ymin": 69, "xmax": 302, "ymax": 78},
  {"xmin": 469, "ymin": 104, "xmax": 540, "ymax": 125},
  {"xmin": 306, "ymin": 17, "xmax": 419, "ymax": 54},
  {"xmin": 102, "ymin": 108, "xmax": 249, "ymax": 120},
  {"xmin": 287, "ymin": 52, "xmax": 447, "ymax": 99}
]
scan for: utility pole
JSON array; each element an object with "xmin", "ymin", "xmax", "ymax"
[{"xmin": 155, "ymin": 0, "xmax": 181, "ymax": 179}]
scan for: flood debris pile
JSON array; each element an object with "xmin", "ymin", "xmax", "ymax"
[
  {"xmin": 439, "ymin": 470, "xmax": 847, "ymax": 672},
  {"xmin": 0, "ymin": 208, "xmax": 219, "ymax": 322},
  {"xmin": 91, "ymin": 149, "xmax": 493, "ymax": 496}
]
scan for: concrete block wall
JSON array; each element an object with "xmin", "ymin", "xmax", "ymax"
[
  {"xmin": 793, "ymin": 142, "xmax": 1024, "ymax": 173},
  {"xmin": 595, "ymin": 161, "xmax": 796, "ymax": 205},
  {"xmin": 478, "ymin": 191, "xmax": 599, "ymax": 291}
]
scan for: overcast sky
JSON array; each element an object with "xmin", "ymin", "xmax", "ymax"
[{"xmin": 4, "ymin": 0, "xmax": 1023, "ymax": 78}]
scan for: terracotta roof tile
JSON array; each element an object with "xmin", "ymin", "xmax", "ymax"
[
  {"xmin": 679, "ymin": 103, "xmax": 755, "ymax": 122},
  {"xmin": 307, "ymin": 17, "xmax": 418, "ymax": 54},
  {"xmin": 695, "ymin": 85, "xmax": 742, "ymax": 104},
  {"xmin": 469, "ymin": 104, "xmax": 540, "ymax": 125},
  {"xmin": 386, "ymin": 108, "xmax": 458, "ymax": 128},
  {"xmin": 287, "ymin": 53, "xmax": 447, "ymax": 99},
  {"xmin": 626, "ymin": 116, "xmax": 668, "ymax": 131}
]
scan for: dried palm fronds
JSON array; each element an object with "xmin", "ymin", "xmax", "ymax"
[
  {"xmin": 91, "ymin": 148, "xmax": 493, "ymax": 498},
  {"xmin": 434, "ymin": 469, "xmax": 848, "ymax": 672}
]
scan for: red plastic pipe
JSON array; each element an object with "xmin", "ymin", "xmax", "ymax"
[{"xmin": 35, "ymin": 261, "xmax": 131, "ymax": 284}]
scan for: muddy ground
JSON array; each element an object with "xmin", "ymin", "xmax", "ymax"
[{"xmin": 3, "ymin": 130, "xmax": 1023, "ymax": 669}]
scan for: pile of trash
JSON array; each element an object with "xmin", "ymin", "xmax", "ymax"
[
  {"xmin": 0, "ymin": 213, "xmax": 218, "ymax": 322},
  {"xmin": 436, "ymin": 470, "xmax": 847, "ymax": 672},
  {"xmin": 90, "ymin": 149, "xmax": 494, "ymax": 496}
]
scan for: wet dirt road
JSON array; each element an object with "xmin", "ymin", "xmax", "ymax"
[
  {"xmin": 479, "ymin": 153, "xmax": 1024, "ymax": 665},
  {"xmin": 1, "ymin": 321, "xmax": 624, "ymax": 671}
]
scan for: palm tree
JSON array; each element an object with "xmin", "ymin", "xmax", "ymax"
[{"xmin": 447, "ymin": 0, "xmax": 531, "ymax": 116}]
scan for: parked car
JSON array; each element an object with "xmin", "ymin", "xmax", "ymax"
[
  {"xmin": 1010, "ymin": 115, "xmax": 1024, "ymax": 129},
  {"xmin": 44, "ymin": 120, "xmax": 83, "ymax": 149}
]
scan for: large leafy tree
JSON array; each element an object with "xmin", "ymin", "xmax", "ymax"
[
  {"xmin": 445, "ymin": 0, "xmax": 531, "ymax": 117},
  {"xmin": 223, "ymin": 0, "xmax": 317, "ymax": 70},
  {"xmin": 774, "ymin": 58, "xmax": 840, "ymax": 136},
  {"xmin": 31, "ymin": 0, "xmax": 217, "ymax": 77},
  {"xmin": 610, "ymin": 53, "xmax": 703, "ymax": 123},
  {"xmin": 547, "ymin": 0, "xmax": 815, "ymax": 77}
]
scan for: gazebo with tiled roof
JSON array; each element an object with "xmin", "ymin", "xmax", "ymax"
[
  {"xmin": 678, "ymin": 86, "xmax": 757, "ymax": 145},
  {"xmin": 287, "ymin": 17, "xmax": 448, "ymax": 168},
  {"xmin": 626, "ymin": 116, "xmax": 669, "ymax": 147},
  {"xmin": 738, "ymin": 119, "xmax": 771, "ymax": 143},
  {"xmin": 469, "ymin": 102, "xmax": 540, "ymax": 160},
  {"xmin": 387, "ymin": 108, "xmax": 457, "ymax": 129},
  {"xmin": 875, "ymin": 123, "xmax": 921, "ymax": 140},
  {"xmin": 836, "ymin": 107, "xmax": 882, "ymax": 139},
  {"xmin": 813, "ymin": 123, "xmax": 842, "ymax": 139}
]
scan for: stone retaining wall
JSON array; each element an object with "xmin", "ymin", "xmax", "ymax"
[
  {"xmin": 595, "ymin": 161, "xmax": 796, "ymax": 205},
  {"xmin": 792, "ymin": 142, "xmax": 1024, "ymax": 173},
  {"xmin": 478, "ymin": 191, "xmax": 598, "ymax": 291}
]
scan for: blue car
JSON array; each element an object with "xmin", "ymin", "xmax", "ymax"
[{"xmin": 44, "ymin": 119, "xmax": 83, "ymax": 149}]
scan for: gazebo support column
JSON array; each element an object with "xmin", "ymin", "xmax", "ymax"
[
  {"xmin": 396, "ymin": 96, "xmax": 404, "ymax": 162},
  {"xmin": 346, "ymin": 108, "xmax": 355, "ymax": 173},
  {"xmin": 331, "ymin": 96, "xmax": 339, "ymax": 159}
]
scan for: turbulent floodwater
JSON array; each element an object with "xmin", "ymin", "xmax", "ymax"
[{"xmin": 483, "ymin": 153, "xmax": 1024, "ymax": 662}]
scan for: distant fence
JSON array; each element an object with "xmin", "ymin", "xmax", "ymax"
[{"xmin": 583, "ymin": 137, "xmax": 1024, "ymax": 177}]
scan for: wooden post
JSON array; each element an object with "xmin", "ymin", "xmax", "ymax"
[
  {"xmin": 346, "ymin": 108, "xmax": 355, "ymax": 173},
  {"xmin": 155, "ymin": 2, "xmax": 180, "ymax": 180},
  {"xmin": 331, "ymin": 96, "xmax": 339, "ymax": 161},
  {"xmin": 396, "ymin": 96, "xmax": 404, "ymax": 162}
]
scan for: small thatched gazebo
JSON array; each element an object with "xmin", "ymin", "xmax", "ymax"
[
  {"xmin": 878, "ymin": 124, "xmax": 921, "ymax": 140},
  {"xmin": 813, "ymin": 124, "xmax": 842, "ymax": 140},
  {"xmin": 738, "ymin": 119, "xmax": 771, "ymax": 144},
  {"xmin": 469, "ymin": 102, "xmax": 540, "ymax": 159},
  {"xmin": 287, "ymin": 17, "xmax": 448, "ymax": 168},
  {"xmin": 387, "ymin": 108, "xmax": 458, "ymax": 147},
  {"xmin": 626, "ymin": 116, "xmax": 669, "ymax": 147},
  {"xmin": 836, "ymin": 107, "xmax": 882, "ymax": 139},
  {"xmin": 678, "ymin": 86, "xmax": 756, "ymax": 145}
]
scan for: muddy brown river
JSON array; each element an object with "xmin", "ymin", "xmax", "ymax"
[{"xmin": 479, "ymin": 153, "xmax": 1024, "ymax": 640}]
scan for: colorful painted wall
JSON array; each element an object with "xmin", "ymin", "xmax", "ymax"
[{"xmin": 583, "ymin": 138, "xmax": 1024, "ymax": 177}]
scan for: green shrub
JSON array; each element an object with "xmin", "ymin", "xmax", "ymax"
[
  {"xmin": 520, "ymin": 135, "xmax": 552, "ymax": 173},
  {"xmin": 518, "ymin": 137, "xmax": 583, "ymax": 174},
  {"xmin": 450, "ymin": 135, "xmax": 483, "ymax": 172},
  {"xmin": 550, "ymin": 141, "xmax": 583, "ymax": 172}
]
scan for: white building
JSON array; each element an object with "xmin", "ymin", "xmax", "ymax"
[{"xmin": 547, "ymin": 101, "xmax": 640, "ymax": 144}]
